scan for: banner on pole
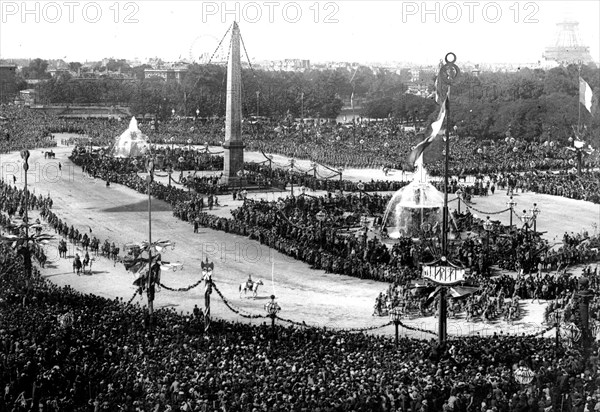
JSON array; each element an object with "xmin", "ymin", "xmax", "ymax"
[{"xmin": 422, "ymin": 265, "xmax": 465, "ymax": 285}]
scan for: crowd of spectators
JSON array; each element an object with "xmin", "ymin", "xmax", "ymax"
[
  {"xmin": 4, "ymin": 243, "xmax": 600, "ymax": 412},
  {"xmin": 4, "ymin": 106, "xmax": 599, "ymax": 179},
  {"xmin": 0, "ymin": 105, "xmax": 57, "ymax": 153}
]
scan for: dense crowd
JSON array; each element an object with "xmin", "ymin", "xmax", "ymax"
[
  {"xmin": 0, "ymin": 105, "xmax": 57, "ymax": 153},
  {"xmin": 4, "ymin": 106, "xmax": 599, "ymax": 178},
  {"xmin": 4, "ymin": 243, "xmax": 600, "ymax": 412}
]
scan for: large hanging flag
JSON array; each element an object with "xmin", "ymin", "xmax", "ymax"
[
  {"xmin": 111, "ymin": 117, "xmax": 150, "ymax": 158},
  {"xmin": 579, "ymin": 77, "xmax": 593, "ymax": 113},
  {"xmin": 407, "ymin": 97, "xmax": 448, "ymax": 167}
]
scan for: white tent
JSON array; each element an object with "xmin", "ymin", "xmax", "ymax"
[{"xmin": 111, "ymin": 117, "xmax": 150, "ymax": 158}]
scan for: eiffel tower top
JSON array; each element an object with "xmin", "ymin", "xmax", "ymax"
[{"xmin": 543, "ymin": 19, "xmax": 593, "ymax": 64}]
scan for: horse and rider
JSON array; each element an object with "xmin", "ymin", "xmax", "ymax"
[{"xmin": 239, "ymin": 274, "xmax": 263, "ymax": 299}]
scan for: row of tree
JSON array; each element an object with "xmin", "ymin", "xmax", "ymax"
[
  {"xmin": 32, "ymin": 63, "xmax": 409, "ymax": 119},
  {"xmin": 22, "ymin": 58, "xmax": 600, "ymax": 145},
  {"xmin": 362, "ymin": 64, "xmax": 600, "ymax": 146}
]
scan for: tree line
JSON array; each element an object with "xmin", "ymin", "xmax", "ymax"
[
  {"xmin": 21, "ymin": 58, "xmax": 600, "ymax": 145},
  {"xmin": 363, "ymin": 63, "xmax": 600, "ymax": 146}
]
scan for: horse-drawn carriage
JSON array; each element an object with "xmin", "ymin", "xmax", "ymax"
[{"xmin": 44, "ymin": 150, "xmax": 56, "ymax": 159}]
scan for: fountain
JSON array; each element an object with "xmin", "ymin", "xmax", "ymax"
[{"xmin": 382, "ymin": 158, "xmax": 443, "ymax": 239}]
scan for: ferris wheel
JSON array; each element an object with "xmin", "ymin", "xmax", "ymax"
[{"xmin": 188, "ymin": 34, "xmax": 226, "ymax": 64}]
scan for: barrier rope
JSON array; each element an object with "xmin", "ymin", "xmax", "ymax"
[
  {"xmin": 315, "ymin": 170, "xmax": 340, "ymax": 180},
  {"xmin": 398, "ymin": 321, "xmax": 437, "ymax": 336},
  {"xmin": 275, "ymin": 315, "xmax": 311, "ymax": 328},
  {"xmin": 158, "ymin": 280, "xmax": 202, "ymax": 292},
  {"xmin": 212, "ymin": 282, "xmax": 268, "ymax": 319},
  {"xmin": 126, "ymin": 290, "xmax": 140, "ymax": 306},
  {"xmin": 461, "ymin": 197, "xmax": 511, "ymax": 216},
  {"xmin": 339, "ymin": 321, "xmax": 393, "ymax": 332},
  {"xmin": 530, "ymin": 324, "xmax": 556, "ymax": 337}
]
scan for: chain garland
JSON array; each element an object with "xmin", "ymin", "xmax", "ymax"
[
  {"xmin": 126, "ymin": 290, "xmax": 140, "ymax": 306},
  {"xmin": 461, "ymin": 197, "xmax": 511, "ymax": 216},
  {"xmin": 529, "ymin": 324, "xmax": 556, "ymax": 337},
  {"xmin": 212, "ymin": 282, "xmax": 267, "ymax": 319},
  {"xmin": 339, "ymin": 321, "xmax": 393, "ymax": 332},
  {"xmin": 275, "ymin": 315, "xmax": 311, "ymax": 327},
  {"xmin": 398, "ymin": 321, "xmax": 437, "ymax": 336},
  {"xmin": 158, "ymin": 280, "xmax": 202, "ymax": 292}
]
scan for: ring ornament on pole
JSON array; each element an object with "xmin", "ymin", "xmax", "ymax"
[{"xmin": 437, "ymin": 52, "xmax": 460, "ymax": 97}]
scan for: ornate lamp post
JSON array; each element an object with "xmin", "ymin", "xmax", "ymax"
[
  {"xmin": 529, "ymin": 203, "xmax": 540, "ymax": 233},
  {"xmin": 265, "ymin": 295, "xmax": 280, "ymax": 340},
  {"xmin": 171, "ymin": 108, "xmax": 175, "ymax": 119},
  {"xmin": 237, "ymin": 169, "xmax": 244, "ymax": 193},
  {"xmin": 310, "ymin": 161, "xmax": 317, "ymax": 180},
  {"xmin": 316, "ymin": 210, "xmax": 326, "ymax": 229},
  {"xmin": 514, "ymin": 366, "xmax": 535, "ymax": 386},
  {"xmin": 167, "ymin": 165, "xmax": 173, "ymax": 187},
  {"xmin": 550, "ymin": 308, "xmax": 564, "ymax": 353},
  {"xmin": 289, "ymin": 158, "xmax": 295, "ymax": 196},
  {"xmin": 357, "ymin": 182, "xmax": 364, "ymax": 201},
  {"xmin": 338, "ymin": 167, "xmax": 344, "ymax": 194},
  {"xmin": 196, "ymin": 108, "xmax": 200, "ymax": 120},
  {"xmin": 506, "ymin": 196, "xmax": 517, "ymax": 230},
  {"xmin": 256, "ymin": 91, "xmax": 260, "ymax": 117},
  {"xmin": 455, "ymin": 188, "xmax": 463, "ymax": 213},
  {"xmin": 521, "ymin": 210, "xmax": 532, "ymax": 237},
  {"xmin": 390, "ymin": 306, "xmax": 402, "ymax": 346},
  {"xmin": 483, "ymin": 216, "xmax": 493, "ymax": 250},
  {"xmin": 20, "ymin": 150, "xmax": 31, "ymax": 275}
]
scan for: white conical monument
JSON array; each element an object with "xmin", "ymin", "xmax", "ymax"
[{"xmin": 221, "ymin": 22, "xmax": 245, "ymax": 184}]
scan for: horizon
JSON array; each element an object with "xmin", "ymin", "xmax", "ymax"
[{"xmin": 1, "ymin": 1, "xmax": 599, "ymax": 66}]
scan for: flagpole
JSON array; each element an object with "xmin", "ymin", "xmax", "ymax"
[
  {"xmin": 578, "ymin": 63, "xmax": 582, "ymax": 134},
  {"xmin": 438, "ymin": 52, "xmax": 459, "ymax": 346}
]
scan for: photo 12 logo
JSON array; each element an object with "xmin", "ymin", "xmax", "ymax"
[
  {"xmin": 1, "ymin": 1, "xmax": 140, "ymax": 24},
  {"xmin": 201, "ymin": 1, "xmax": 340, "ymax": 24},
  {"xmin": 401, "ymin": 1, "xmax": 540, "ymax": 23}
]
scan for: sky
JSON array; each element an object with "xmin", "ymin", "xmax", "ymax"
[{"xmin": 0, "ymin": 0, "xmax": 599, "ymax": 65}]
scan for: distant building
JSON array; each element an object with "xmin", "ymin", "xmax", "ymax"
[
  {"xmin": 258, "ymin": 59, "xmax": 311, "ymax": 72},
  {"xmin": 144, "ymin": 68, "xmax": 188, "ymax": 83},
  {"xmin": 19, "ymin": 89, "xmax": 37, "ymax": 106},
  {"xmin": 0, "ymin": 64, "xmax": 17, "ymax": 103},
  {"xmin": 48, "ymin": 68, "xmax": 72, "ymax": 77},
  {"xmin": 543, "ymin": 20, "xmax": 593, "ymax": 65}
]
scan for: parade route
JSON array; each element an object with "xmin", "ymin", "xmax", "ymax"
[{"xmin": 1, "ymin": 134, "xmax": 599, "ymax": 339}]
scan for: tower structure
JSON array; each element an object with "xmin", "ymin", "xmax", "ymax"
[
  {"xmin": 543, "ymin": 20, "xmax": 593, "ymax": 64},
  {"xmin": 221, "ymin": 22, "xmax": 245, "ymax": 185}
]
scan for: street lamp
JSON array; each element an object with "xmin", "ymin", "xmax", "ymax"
[
  {"xmin": 521, "ymin": 210, "xmax": 532, "ymax": 237},
  {"xmin": 550, "ymin": 308, "xmax": 564, "ymax": 353},
  {"xmin": 483, "ymin": 216, "xmax": 493, "ymax": 253},
  {"xmin": 455, "ymin": 188, "xmax": 463, "ymax": 213},
  {"xmin": 237, "ymin": 169, "xmax": 244, "ymax": 193},
  {"xmin": 171, "ymin": 108, "xmax": 175, "ymax": 118},
  {"xmin": 506, "ymin": 196, "xmax": 517, "ymax": 230},
  {"xmin": 530, "ymin": 203, "xmax": 540, "ymax": 233},
  {"xmin": 357, "ymin": 181, "xmax": 364, "ymax": 201},
  {"xmin": 265, "ymin": 294, "xmax": 280, "ymax": 340},
  {"xmin": 338, "ymin": 167, "xmax": 344, "ymax": 194},
  {"xmin": 256, "ymin": 91, "xmax": 260, "ymax": 117},
  {"xmin": 20, "ymin": 149, "xmax": 32, "ymax": 276},
  {"xmin": 289, "ymin": 158, "xmax": 295, "ymax": 196},
  {"xmin": 390, "ymin": 306, "xmax": 402, "ymax": 346},
  {"xmin": 316, "ymin": 210, "xmax": 326, "ymax": 229},
  {"xmin": 196, "ymin": 108, "xmax": 199, "ymax": 119}
]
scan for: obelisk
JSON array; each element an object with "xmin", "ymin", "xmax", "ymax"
[{"xmin": 222, "ymin": 22, "xmax": 245, "ymax": 184}]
